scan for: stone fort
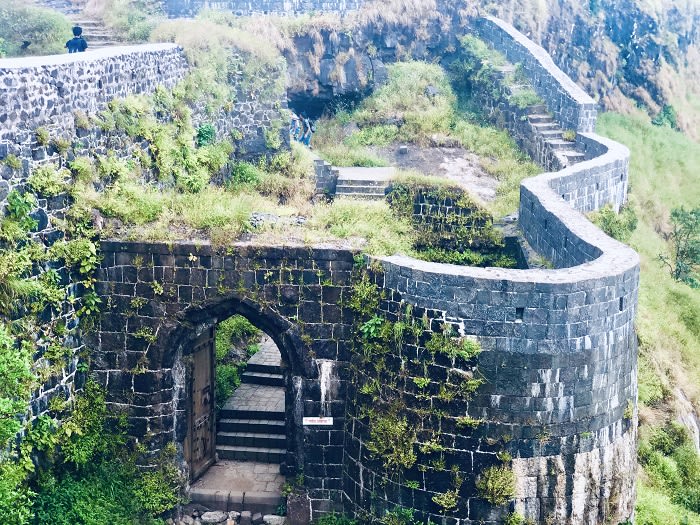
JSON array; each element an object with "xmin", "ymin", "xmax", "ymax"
[{"xmin": 0, "ymin": 2, "xmax": 638, "ymax": 524}]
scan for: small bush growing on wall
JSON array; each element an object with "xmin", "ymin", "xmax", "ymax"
[
  {"xmin": 476, "ymin": 465, "xmax": 516, "ymax": 505},
  {"xmin": 27, "ymin": 166, "xmax": 69, "ymax": 198}
]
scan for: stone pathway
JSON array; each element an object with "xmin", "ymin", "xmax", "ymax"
[{"xmin": 191, "ymin": 336, "xmax": 286, "ymax": 514}]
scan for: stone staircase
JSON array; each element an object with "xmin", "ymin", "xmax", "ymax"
[
  {"xmin": 335, "ymin": 166, "xmax": 395, "ymax": 200},
  {"xmin": 525, "ymin": 104, "xmax": 586, "ymax": 167},
  {"xmin": 70, "ymin": 19, "xmax": 121, "ymax": 50},
  {"xmin": 216, "ymin": 341, "xmax": 286, "ymax": 464}
]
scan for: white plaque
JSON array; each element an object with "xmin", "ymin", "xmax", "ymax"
[{"xmin": 303, "ymin": 417, "xmax": 334, "ymax": 426}]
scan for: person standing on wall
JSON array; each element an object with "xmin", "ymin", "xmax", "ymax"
[{"xmin": 66, "ymin": 26, "xmax": 88, "ymax": 53}]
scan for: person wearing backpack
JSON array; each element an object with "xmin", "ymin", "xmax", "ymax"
[{"xmin": 66, "ymin": 26, "xmax": 88, "ymax": 53}]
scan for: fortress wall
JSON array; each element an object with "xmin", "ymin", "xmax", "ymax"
[
  {"xmin": 475, "ymin": 16, "xmax": 598, "ymax": 133},
  {"xmin": 161, "ymin": 0, "xmax": 363, "ymax": 17},
  {"xmin": 0, "ymin": 44, "xmax": 188, "ymax": 140},
  {"xmin": 343, "ymin": 15, "xmax": 638, "ymax": 525}
]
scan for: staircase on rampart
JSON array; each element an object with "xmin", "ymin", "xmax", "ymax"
[
  {"xmin": 32, "ymin": 0, "xmax": 120, "ymax": 50},
  {"xmin": 524, "ymin": 103, "xmax": 586, "ymax": 167},
  {"xmin": 334, "ymin": 166, "xmax": 395, "ymax": 200}
]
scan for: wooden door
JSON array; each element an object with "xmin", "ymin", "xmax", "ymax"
[{"xmin": 188, "ymin": 327, "xmax": 216, "ymax": 481}]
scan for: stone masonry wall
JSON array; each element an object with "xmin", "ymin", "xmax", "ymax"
[
  {"xmin": 475, "ymin": 16, "xmax": 598, "ymax": 133},
  {"xmin": 341, "ymin": 13, "xmax": 638, "ymax": 525},
  {"xmin": 0, "ymin": 44, "xmax": 188, "ymax": 140},
  {"xmin": 161, "ymin": 0, "xmax": 363, "ymax": 18},
  {"xmin": 92, "ymin": 241, "xmax": 358, "ymax": 515}
]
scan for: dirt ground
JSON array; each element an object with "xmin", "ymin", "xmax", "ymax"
[{"xmin": 374, "ymin": 144, "xmax": 499, "ymax": 204}]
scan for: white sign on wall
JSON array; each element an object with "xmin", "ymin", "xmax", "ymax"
[{"xmin": 302, "ymin": 417, "xmax": 334, "ymax": 426}]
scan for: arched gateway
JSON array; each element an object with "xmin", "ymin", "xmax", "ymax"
[{"xmin": 91, "ymin": 241, "xmax": 356, "ymax": 515}]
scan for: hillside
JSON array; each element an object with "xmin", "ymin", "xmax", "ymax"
[{"xmin": 482, "ymin": 0, "xmax": 700, "ymax": 139}]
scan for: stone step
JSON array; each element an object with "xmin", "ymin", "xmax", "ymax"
[
  {"xmin": 538, "ymin": 129, "xmax": 563, "ymax": 138},
  {"xmin": 216, "ymin": 445, "xmax": 285, "ymax": 463},
  {"xmin": 246, "ymin": 362, "xmax": 283, "ymax": 375},
  {"xmin": 220, "ymin": 407, "xmax": 285, "ymax": 421},
  {"xmin": 545, "ymin": 139, "xmax": 574, "ymax": 151},
  {"xmin": 336, "ymin": 177, "xmax": 389, "ymax": 188},
  {"xmin": 335, "ymin": 193, "xmax": 387, "ymax": 201},
  {"xmin": 241, "ymin": 371, "xmax": 284, "ymax": 387},
  {"xmin": 218, "ymin": 418, "xmax": 286, "ymax": 434},
  {"xmin": 528, "ymin": 113, "xmax": 554, "ymax": 124},
  {"xmin": 527, "ymin": 104, "xmax": 548, "ymax": 115},
  {"xmin": 217, "ymin": 431, "xmax": 287, "ymax": 448},
  {"xmin": 531, "ymin": 121, "xmax": 559, "ymax": 131},
  {"xmin": 189, "ymin": 487, "xmax": 280, "ymax": 515},
  {"xmin": 335, "ymin": 183, "xmax": 387, "ymax": 194},
  {"xmin": 558, "ymin": 150, "xmax": 586, "ymax": 164}
]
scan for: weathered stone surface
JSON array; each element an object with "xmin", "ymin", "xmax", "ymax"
[
  {"xmin": 263, "ymin": 515, "xmax": 287, "ymax": 525},
  {"xmin": 201, "ymin": 511, "xmax": 229, "ymax": 524},
  {"xmin": 286, "ymin": 493, "xmax": 311, "ymax": 525}
]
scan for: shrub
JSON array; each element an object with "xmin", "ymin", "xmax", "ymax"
[
  {"xmin": 196, "ymin": 123, "xmax": 216, "ymax": 147},
  {"xmin": 590, "ymin": 204, "xmax": 638, "ymax": 243},
  {"xmin": 659, "ymin": 206, "xmax": 700, "ymax": 287},
  {"xmin": 0, "ymin": 459, "xmax": 32, "ymax": 525},
  {"xmin": 508, "ymin": 89, "xmax": 542, "ymax": 110},
  {"xmin": 230, "ymin": 162, "xmax": 264, "ymax": 187},
  {"xmin": 3, "ymin": 154, "xmax": 22, "ymax": 171},
  {"xmin": 476, "ymin": 465, "xmax": 516, "ymax": 505},
  {"xmin": 652, "ymin": 105, "xmax": 679, "ymax": 130},
  {"xmin": 35, "ymin": 128, "xmax": 50, "ymax": 146},
  {"xmin": 27, "ymin": 166, "xmax": 69, "ymax": 197},
  {"xmin": 0, "ymin": 324, "xmax": 34, "ymax": 448},
  {"xmin": 0, "ymin": 2, "xmax": 71, "ymax": 56}
]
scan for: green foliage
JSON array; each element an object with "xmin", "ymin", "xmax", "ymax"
[
  {"xmin": 308, "ymin": 200, "xmax": 415, "ymax": 257},
  {"xmin": 365, "ymin": 408, "xmax": 417, "ymax": 473},
  {"xmin": 652, "ymin": 105, "xmax": 679, "ymax": 130},
  {"xmin": 0, "ymin": 459, "xmax": 33, "ymax": 525},
  {"xmin": 196, "ymin": 123, "xmax": 217, "ymax": 146},
  {"xmin": 215, "ymin": 315, "xmax": 260, "ymax": 412},
  {"xmin": 659, "ymin": 206, "xmax": 700, "ymax": 287},
  {"xmin": 5, "ymin": 190, "xmax": 37, "ymax": 231},
  {"xmin": 231, "ymin": 162, "xmax": 264, "ymax": 186},
  {"xmin": 476, "ymin": 465, "xmax": 516, "ymax": 506},
  {"xmin": 508, "ymin": 89, "xmax": 542, "ymax": 110},
  {"xmin": 35, "ymin": 128, "xmax": 50, "ymax": 147},
  {"xmin": 27, "ymin": 166, "xmax": 69, "ymax": 197},
  {"xmin": 345, "ymin": 125, "xmax": 399, "ymax": 147},
  {"xmin": 425, "ymin": 329, "xmax": 481, "ymax": 362},
  {"xmin": 0, "ymin": 324, "xmax": 34, "ymax": 448},
  {"xmin": 380, "ymin": 507, "xmax": 421, "ymax": 525},
  {"xmin": 101, "ymin": 0, "xmax": 164, "ymax": 42},
  {"xmin": 313, "ymin": 514, "xmax": 358, "ymax": 525},
  {"xmin": 0, "ymin": 1, "xmax": 71, "ymax": 57},
  {"xmin": 49, "ymin": 239, "xmax": 100, "ymax": 276},
  {"xmin": 562, "ymin": 129, "xmax": 577, "ymax": 142},
  {"xmin": 3, "ymin": 154, "xmax": 22, "ymax": 171},
  {"xmin": 67, "ymin": 157, "xmax": 94, "ymax": 185},
  {"xmin": 590, "ymin": 204, "xmax": 638, "ymax": 243}
]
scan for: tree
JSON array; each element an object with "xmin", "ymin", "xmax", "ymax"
[{"xmin": 659, "ymin": 207, "xmax": 700, "ymax": 288}]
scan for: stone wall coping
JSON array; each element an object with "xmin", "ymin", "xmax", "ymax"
[
  {"xmin": 99, "ymin": 239, "xmax": 359, "ymax": 261},
  {"xmin": 480, "ymin": 15, "xmax": 594, "ymax": 107},
  {"xmin": 0, "ymin": 43, "xmax": 181, "ymax": 70},
  {"xmin": 378, "ymin": 131, "xmax": 638, "ymax": 285}
]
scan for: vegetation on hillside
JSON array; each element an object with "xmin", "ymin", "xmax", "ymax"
[
  {"xmin": 596, "ymin": 111, "xmax": 700, "ymax": 524},
  {"xmin": 0, "ymin": 1, "xmax": 71, "ymax": 57},
  {"xmin": 314, "ymin": 61, "xmax": 539, "ymax": 218}
]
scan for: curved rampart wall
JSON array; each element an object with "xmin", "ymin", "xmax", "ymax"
[
  {"xmin": 475, "ymin": 16, "xmax": 597, "ymax": 133},
  {"xmin": 342, "ymin": 16, "xmax": 638, "ymax": 525}
]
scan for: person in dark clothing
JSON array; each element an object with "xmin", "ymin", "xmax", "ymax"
[{"xmin": 65, "ymin": 26, "xmax": 88, "ymax": 53}]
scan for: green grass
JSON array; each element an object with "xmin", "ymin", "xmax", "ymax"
[
  {"xmin": 597, "ymin": 110, "xmax": 700, "ymax": 521},
  {"xmin": 0, "ymin": 2, "xmax": 71, "ymax": 57},
  {"xmin": 315, "ymin": 61, "xmax": 538, "ymax": 216},
  {"xmin": 597, "ymin": 111, "xmax": 700, "ymax": 406},
  {"xmin": 306, "ymin": 200, "xmax": 415, "ymax": 256}
]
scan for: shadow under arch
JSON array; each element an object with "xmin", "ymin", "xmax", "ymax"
[{"xmin": 164, "ymin": 291, "xmax": 311, "ymax": 477}]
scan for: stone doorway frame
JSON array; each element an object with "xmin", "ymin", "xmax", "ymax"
[{"xmin": 163, "ymin": 293, "xmax": 308, "ymax": 480}]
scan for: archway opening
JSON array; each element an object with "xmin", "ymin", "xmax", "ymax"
[{"xmin": 178, "ymin": 305, "xmax": 300, "ymax": 515}]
